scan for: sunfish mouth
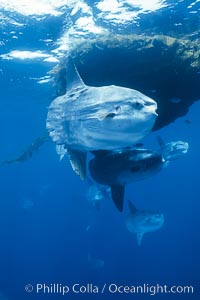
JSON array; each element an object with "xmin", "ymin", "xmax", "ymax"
[
  {"xmin": 154, "ymin": 110, "xmax": 158, "ymax": 116},
  {"xmin": 147, "ymin": 103, "xmax": 158, "ymax": 116}
]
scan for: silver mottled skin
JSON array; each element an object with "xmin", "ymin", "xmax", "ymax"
[{"xmin": 47, "ymin": 66, "xmax": 157, "ymax": 151}]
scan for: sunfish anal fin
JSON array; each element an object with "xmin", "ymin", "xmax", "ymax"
[
  {"xmin": 67, "ymin": 149, "xmax": 87, "ymax": 180},
  {"xmin": 66, "ymin": 56, "xmax": 85, "ymax": 90},
  {"xmin": 110, "ymin": 185, "xmax": 125, "ymax": 212},
  {"xmin": 137, "ymin": 232, "xmax": 144, "ymax": 246}
]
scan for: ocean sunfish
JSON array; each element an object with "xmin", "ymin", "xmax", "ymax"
[
  {"xmin": 89, "ymin": 138, "xmax": 188, "ymax": 212},
  {"xmin": 126, "ymin": 201, "xmax": 164, "ymax": 246},
  {"xmin": 46, "ymin": 57, "xmax": 157, "ymax": 179}
]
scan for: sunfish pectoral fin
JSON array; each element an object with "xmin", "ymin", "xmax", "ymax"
[
  {"xmin": 110, "ymin": 185, "xmax": 125, "ymax": 212},
  {"xmin": 136, "ymin": 232, "xmax": 144, "ymax": 246},
  {"xmin": 97, "ymin": 112, "xmax": 117, "ymax": 121},
  {"xmin": 67, "ymin": 149, "xmax": 87, "ymax": 180},
  {"xmin": 66, "ymin": 56, "xmax": 85, "ymax": 90},
  {"xmin": 128, "ymin": 200, "xmax": 137, "ymax": 214}
]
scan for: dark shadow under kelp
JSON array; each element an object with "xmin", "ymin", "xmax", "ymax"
[{"xmin": 51, "ymin": 33, "xmax": 200, "ymax": 131}]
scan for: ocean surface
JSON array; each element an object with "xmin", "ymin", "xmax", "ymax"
[{"xmin": 0, "ymin": 1, "xmax": 199, "ymax": 299}]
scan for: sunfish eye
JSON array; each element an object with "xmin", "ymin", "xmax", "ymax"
[
  {"xmin": 127, "ymin": 101, "xmax": 143, "ymax": 109},
  {"xmin": 129, "ymin": 101, "xmax": 143, "ymax": 109},
  {"xmin": 135, "ymin": 101, "xmax": 143, "ymax": 109}
]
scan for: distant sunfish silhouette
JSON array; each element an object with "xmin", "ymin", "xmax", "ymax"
[
  {"xmin": 126, "ymin": 201, "xmax": 164, "ymax": 246},
  {"xmin": 86, "ymin": 178, "xmax": 110, "ymax": 211},
  {"xmin": 46, "ymin": 57, "xmax": 157, "ymax": 179}
]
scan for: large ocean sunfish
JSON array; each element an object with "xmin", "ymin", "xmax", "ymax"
[
  {"xmin": 89, "ymin": 138, "xmax": 188, "ymax": 211},
  {"xmin": 46, "ymin": 57, "xmax": 157, "ymax": 179}
]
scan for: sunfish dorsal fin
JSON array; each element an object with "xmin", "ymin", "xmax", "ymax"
[
  {"xmin": 128, "ymin": 200, "xmax": 137, "ymax": 214},
  {"xmin": 157, "ymin": 136, "xmax": 165, "ymax": 147},
  {"xmin": 67, "ymin": 149, "xmax": 87, "ymax": 180},
  {"xmin": 66, "ymin": 56, "xmax": 85, "ymax": 90},
  {"xmin": 110, "ymin": 185, "xmax": 125, "ymax": 212},
  {"xmin": 137, "ymin": 232, "xmax": 144, "ymax": 246}
]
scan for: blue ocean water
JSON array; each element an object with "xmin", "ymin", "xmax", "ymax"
[{"xmin": 0, "ymin": 1, "xmax": 200, "ymax": 299}]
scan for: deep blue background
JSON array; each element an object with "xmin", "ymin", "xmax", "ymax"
[{"xmin": 0, "ymin": 2, "xmax": 199, "ymax": 299}]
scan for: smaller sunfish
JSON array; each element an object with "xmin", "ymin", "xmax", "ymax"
[{"xmin": 126, "ymin": 200, "xmax": 164, "ymax": 246}]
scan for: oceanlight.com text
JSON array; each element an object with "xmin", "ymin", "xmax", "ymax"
[{"xmin": 24, "ymin": 283, "xmax": 194, "ymax": 296}]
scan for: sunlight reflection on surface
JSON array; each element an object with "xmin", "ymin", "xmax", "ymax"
[{"xmin": 0, "ymin": 0, "xmax": 70, "ymax": 16}]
